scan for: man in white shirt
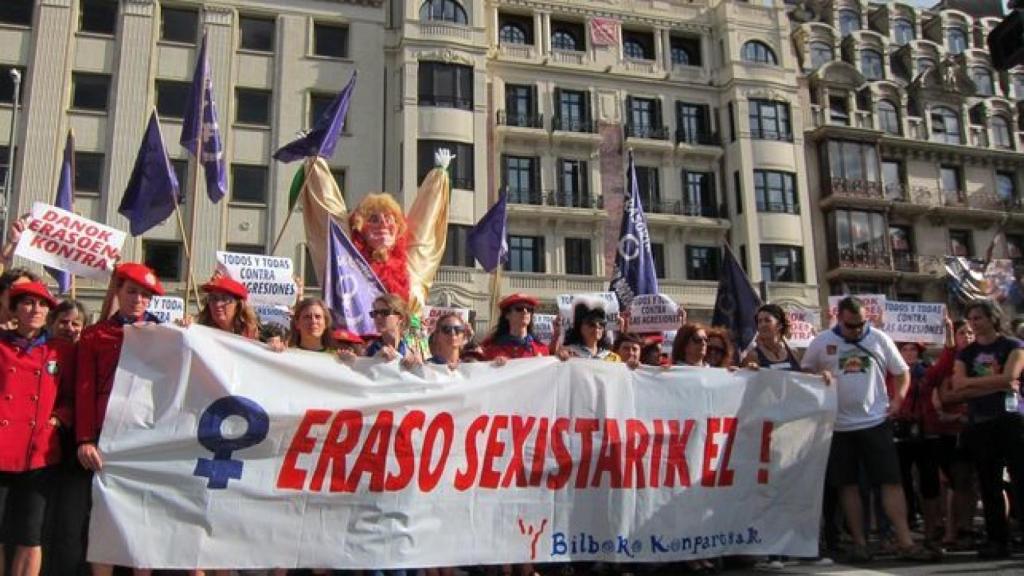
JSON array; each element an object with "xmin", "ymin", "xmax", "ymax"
[{"xmin": 802, "ymin": 296, "xmax": 933, "ymax": 562}]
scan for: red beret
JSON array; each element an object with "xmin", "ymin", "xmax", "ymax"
[
  {"xmin": 332, "ymin": 328, "xmax": 365, "ymax": 344},
  {"xmin": 498, "ymin": 293, "xmax": 539, "ymax": 311},
  {"xmin": 115, "ymin": 263, "xmax": 165, "ymax": 296},
  {"xmin": 8, "ymin": 281, "xmax": 57, "ymax": 308},
  {"xmin": 201, "ymin": 276, "xmax": 249, "ymax": 301}
]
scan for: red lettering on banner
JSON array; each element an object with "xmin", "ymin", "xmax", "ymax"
[
  {"xmin": 649, "ymin": 419, "xmax": 664, "ymax": 488},
  {"xmin": 592, "ymin": 419, "xmax": 623, "ymax": 488},
  {"xmin": 418, "ymin": 412, "xmax": 453, "ymax": 491},
  {"xmin": 310, "ymin": 409, "xmax": 362, "ymax": 492},
  {"xmin": 527, "ymin": 417, "xmax": 549, "ymax": 487},
  {"xmin": 623, "ymin": 419, "xmax": 650, "ymax": 488},
  {"xmin": 717, "ymin": 417, "xmax": 738, "ymax": 487},
  {"xmin": 385, "ymin": 410, "xmax": 425, "ymax": 492},
  {"xmin": 42, "ymin": 209, "xmax": 59, "ymax": 222},
  {"xmin": 454, "ymin": 415, "xmax": 489, "ymax": 491},
  {"xmin": 573, "ymin": 418, "xmax": 599, "ymax": 488},
  {"xmin": 664, "ymin": 419, "xmax": 695, "ymax": 487},
  {"xmin": 701, "ymin": 417, "xmax": 737, "ymax": 487},
  {"xmin": 546, "ymin": 417, "xmax": 573, "ymax": 489},
  {"xmin": 347, "ymin": 410, "xmax": 394, "ymax": 491},
  {"xmin": 501, "ymin": 415, "xmax": 536, "ymax": 488},
  {"xmin": 277, "ymin": 409, "xmax": 332, "ymax": 490},
  {"xmin": 479, "ymin": 415, "xmax": 509, "ymax": 488}
]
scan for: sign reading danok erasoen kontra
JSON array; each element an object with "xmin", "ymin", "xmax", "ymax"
[
  {"xmin": 15, "ymin": 202, "xmax": 125, "ymax": 279},
  {"xmin": 90, "ymin": 325, "xmax": 836, "ymax": 570}
]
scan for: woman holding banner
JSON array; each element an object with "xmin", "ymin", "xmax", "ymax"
[
  {"xmin": 741, "ymin": 304, "xmax": 801, "ymax": 371},
  {"xmin": 47, "ymin": 300, "xmax": 87, "ymax": 344},
  {"xmin": 289, "ymin": 297, "xmax": 335, "ymax": 352},
  {"xmin": 672, "ymin": 323, "xmax": 710, "ymax": 367},
  {"xmin": 706, "ymin": 328, "xmax": 735, "ymax": 369},
  {"xmin": 481, "ymin": 293, "xmax": 549, "ymax": 360},
  {"xmin": 196, "ymin": 276, "xmax": 260, "ymax": 341},
  {"xmin": 363, "ymin": 294, "xmax": 424, "ymax": 370},
  {"xmin": 0, "ymin": 282, "xmax": 74, "ymax": 576},
  {"xmin": 558, "ymin": 296, "xmax": 619, "ymax": 361}
]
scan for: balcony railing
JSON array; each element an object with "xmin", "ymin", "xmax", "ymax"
[
  {"xmin": 827, "ymin": 177, "xmax": 885, "ymax": 200},
  {"xmin": 498, "ymin": 43, "xmax": 536, "ymax": 60},
  {"xmin": 675, "ymin": 129, "xmax": 720, "ymax": 146},
  {"xmin": 835, "ymin": 248, "xmax": 892, "ymax": 270},
  {"xmin": 451, "ymin": 177, "xmax": 474, "ymax": 190},
  {"xmin": 508, "ymin": 189, "xmax": 602, "ymax": 209},
  {"xmin": 420, "ymin": 21, "xmax": 472, "ymax": 41},
  {"xmin": 417, "ymin": 95, "xmax": 473, "ymax": 110},
  {"xmin": 552, "ymin": 115, "xmax": 596, "ymax": 133},
  {"xmin": 508, "ymin": 190, "xmax": 544, "ymax": 205},
  {"xmin": 550, "ymin": 49, "xmax": 585, "ymax": 65},
  {"xmin": 626, "ymin": 124, "xmax": 670, "ymax": 140},
  {"xmin": 645, "ymin": 201, "xmax": 723, "ymax": 218},
  {"xmin": 497, "ymin": 111, "xmax": 544, "ymax": 129},
  {"xmin": 750, "ymin": 128, "xmax": 794, "ymax": 142},
  {"xmin": 892, "ymin": 251, "xmax": 919, "ymax": 273}
]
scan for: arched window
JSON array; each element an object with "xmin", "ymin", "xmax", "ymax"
[
  {"xmin": 838, "ymin": 9, "xmax": 861, "ymax": 37},
  {"xmin": 992, "ymin": 116, "xmax": 1013, "ymax": 149},
  {"xmin": 861, "ymin": 49, "xmax": 884, "ymax": 80},
  {"xmin": 499, "ymin": 23, "xmax": 527, "ymax": 44},
  {"xmin": 671, "ymin": 45, "xmax": 691, "ymax": 65},
  {"xmin": 877, "ymin": 100, "xmax": 900, "ymax": 135},
  {"xmin": 930, "ymin": 106, "xmax": 961, "ymax": 144},
  {"xmin": 742, "ymin": 41, "xmax": 777, "ymax": 65},
  {"xmin": 552, "ymin": 29, "xmax": 578, "ymax": 51},
  {"xmin": 893, "ymin": 18, "xmax": 914, "ymax": 45},
  {"xmin": 809, "ymin": 41, "xmax": 833, "ymax": 69},
  {"xmin": 1013, "ymin": 75, "xmax": 1024, "ymax": 99},
  {"xmin": 947, "ymin": 27, "xmax": 967, "ymax": 54},
  {"xmin": 623, "ymin": 38, "xmax": 647, "ymax": 60},
  {"xmin": 972, "ymin": 67, "xmax": 995, "ymax": 96},
  {"xmin": 419, "ymin": 0, "xmax": 467, "ymax": 24},
  {"xmin": 916, "ymin": 57, "xmax": 935, "ymax": 76}
]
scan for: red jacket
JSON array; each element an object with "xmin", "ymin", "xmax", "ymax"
[
  {"xmin": 75, "ymin": 313, "xmax": 159, "ymax": 444},
  {"xmin": 0, "ymin": 331, "xmax": 74, "ymax": 471},
  {"xmin": 481, "ymin": 334, "xmax": 550, "ymax": 360}
]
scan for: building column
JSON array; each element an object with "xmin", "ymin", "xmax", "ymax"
[
  {"xmin": 654, "ymin": 27, "xmax": 665, "ymax": 70},
  {"xmin": 661, "ymin": 28, "xmax": 673, "ymax": 71},
  {"xmin": 539, "ymin": 12, "xmax": 551, "ymax": 55}
]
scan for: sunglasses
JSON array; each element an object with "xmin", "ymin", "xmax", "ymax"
[
  {"xmin": 207, "ymin": 293, "xmax": 237, "ymax": 304},
  {"xmin": 438, "ymin": 324, "xmax": 466, "ymax": 335},
  {"xmin": 369, "ymin": 309, "xmax": 395, "ymax": 319},
  {"xmin": 843, "ymin": 321, "xmax": 866, "ymax": 331},
  {"xmin": 510, "ymin": 305, "xmax": 534, "ymax": 314}
]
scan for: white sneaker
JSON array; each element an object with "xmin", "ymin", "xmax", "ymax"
[{"xmin": 755, "ymin": 560, "xmax": 786, "ymax": 571}]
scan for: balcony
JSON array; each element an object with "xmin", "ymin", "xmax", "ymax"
[
  {"xmin": 833, "ymin": 248, "xmax": 893, "ymax": 271},
  {"xmin": 507, "ymin": 190, "xmax": 544, "ymax": 206},
  {"xmin": 498, "ymin": 43, "xmax": 537, "ymax": 61},
  {"xmin": 549, "ymin": 49, "xmax": 586, "ymax": 66},
  {"xmin": 548, "ymin": 190, "xmax": 602, "ymax": 209},
  {"xmin": 419, "ymin": 21, "xmax": 473, "ymax": 42},
  {"xmin": 626, "ymin": 123, "xmax": 670, "ymax": 140},
  {"xmin": 552, "ymin": 115, "xmax": 596, "ymax": 133},
  {"xmin": 749, "ymin": 128, "xmax": 794, "ymax": 142},
  {"xmin": 497, "ymin": 111, "xmax": 544, "ymax": 129},
  {"xmin": 675, "ymin": 129, "xmax": 720, "ymax": 147},
  {"xmin": 621, "ymin": 58, "xmax": 658, "ymax": 74},
  {"xmin": 827, "ymin": 177, "xmax": 884, "ymax": 199},
  {"xmin": 645, "ymin": 200, "xmax": 724, "ymax": 219},
  {"xmin": 892, "ymin": 251, "xmax": 919, "ymax": 273}
]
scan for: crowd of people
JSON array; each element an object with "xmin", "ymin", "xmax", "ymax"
[{"xmin": 1, "ymin": 240, "xmax": 1024, "ymax": 575}]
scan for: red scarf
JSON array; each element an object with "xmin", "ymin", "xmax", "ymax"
[{"xmin": 351, "ymin": 232, "xmax": 411, "ymax": 301}]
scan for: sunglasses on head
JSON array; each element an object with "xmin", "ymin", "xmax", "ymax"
[
  {"xmin": 438, "ymin": 324, "xmax": 466, "ymax": 335},
  {"xmin": 369, "ymin": 309, "xmax": 395, "ymax": 319}
]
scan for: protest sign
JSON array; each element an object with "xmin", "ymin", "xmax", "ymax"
[
  {"xmin": 254, "ymin": 304, "xmax": 291, "ymax": 329},
  {"xmin": 421, "ymin": 306, "xmax": 471, "ymax": 334},
  {"xmin": 557, "ymin": 292, "xmax": 621, "ymax": 331},
  {"xmin": 15, "ymin": 202, "xmax": 125, "ymax": 279},
  {"xmin": 533, "ymin": 313, "xmax": 556, "ymax": 344},
  {"xmin": 215, "ymin": 251, "xmax": 297, "ymax": 307},
  {"xmin": 785, "ymin": 307, "xmax": 820, "ymax": 348},
  {"xmin": 147, "ymin": 297, "xmax": 185, "ymax": 324},
  {"xmin": 882, "ymin": 301, "xmax": 946, "ymax": 345},
  {"xmin": 827, "ymin": 294, "xmax": 886, "ymax": 328},
  {"xmin": 91, "ymin": 325, "xmax": 835, "ymax": 570},
  {"xmin": 661, "ymin": 330, "xmax": 676, "ymax": 355},
  {"xmin": 628, "ymin": 294, "xmax": 680, "ymax": 333}
]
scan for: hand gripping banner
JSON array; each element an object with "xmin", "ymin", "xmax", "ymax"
[{"xmin": 89, "ymin": 325, "xmax": 836, "ymax": 570}]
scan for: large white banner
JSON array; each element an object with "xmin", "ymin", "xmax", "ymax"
[
  {"xmin": 16, "ymin": 202, "xmax": 126, "ymax": 279},
  {"xmin": 90, "ymin": 326, "xmax": 836, "ymax": 570}
]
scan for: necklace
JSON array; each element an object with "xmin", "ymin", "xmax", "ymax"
[{"xmin": 760, "ymin": 341, "xmax": 787, "ymax": 362}]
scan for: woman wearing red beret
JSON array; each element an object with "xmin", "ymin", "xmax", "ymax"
[
  {"xmin": 196, "ymin": 275, "xmax": 260, "ymax": 340},
  {"xmin": 0, "ymin": 282, "xmax": 74, "ymax": 576},
  {"xmin": 481, "ymin": 293, "xmax": 549, "ymax": 360}
]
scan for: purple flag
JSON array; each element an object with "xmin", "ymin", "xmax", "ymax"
[
  {"xmin": 119, "ymin": 112, "xmax": 181, "ymax": 236},
  {"xmin": 466, "ymin": 193, "xmax": 508, "ymax": 272},
  {"xmin": 274, "ymin": 71, "xmax": 357, "ymax": 163},
  {"xmin": 711, "ymin": 245, "xmax": 763, "ymax": 352},
  {"xmin": 47, "ymin": 132, "xmax": 73, "ymax": 294},
  {"xmin": 180, "ymin": 33, "xmax": 227, "ymax": 202},
  {"xmin": 609, "ymin": 150, "xmax": 659, "ymax": 307},
  {"xmin": 324, "ymin": 218, "xmax": 385, "ymax": 335}
]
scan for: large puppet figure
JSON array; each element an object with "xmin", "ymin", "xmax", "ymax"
[{"xmin": 297, "ymin": 150, "xmax": 453, "ymax": 315}]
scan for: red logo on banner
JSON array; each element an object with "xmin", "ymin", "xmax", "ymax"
[
  {"xmin": 518, "ymin": 517, "xmax": 548, "ymax": 560},
  {"xmin": 590, "ymin": 18, "xmax": 620, "ymax": 47}
]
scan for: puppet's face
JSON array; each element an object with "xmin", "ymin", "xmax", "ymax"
[{"xmin": 364, "ymin": 211, "xmax": 398, "ymax": 251}]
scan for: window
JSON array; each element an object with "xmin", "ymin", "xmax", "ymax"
[
  {"xmin": 507, "ymin": 235, "xmax": 544, "ymax": 273},
  {"xmin": 71, "ymin": 73, "xmax": 110, "ymax": 111},
  {"xmin": 503, "ymin": 84, "xmax": 537, "ymax": 127},
  {"xmin": 992, "ymin": 116, "xmax": 1013, "ymax": 149},
  {"xmin": 728, "ymin": 102, "xmax": 736, "ymax": 142},
  {"xmin": 930, "ymin": 106, "xmax": 961, "ymax": 144},
  {"xmin": 826, "ymin": 140, "xmax": 880, "ymax": 186},
  {"xmin": 442, "ymin": 224, "xmax": 474, "ymax": 267},
  {"xmin": 626, "ymin": 96, "xmax": 663, "ymax": 139},
  {"xmin": 0, "ymin": 146, "xmax": 15, "ymax": 193},
  {"xmin": 972, "ymin": 67, "xmax": 995, "ymax": 96},
  {"xmin": 882, "ymin": 160, "xmax": 904, "ymax": 199},
  {"xmin": 565, "ymin": 238, "xmax": 592, "ymax": 275},
  {"xmin": 230, "ymin": 164, "xmax": 269, "ymax": 204},
  {"xmin": 0, "ymin": 65, "xmax": 25, "ymax": 104},
  {"xmin": 1013, "ymin": 75, "xmax": 1024, "ymax": 99},
  {"xmin": 829, "ymin": 96, "xmax": 849, "ymax": 125},
  {"xmin": 670, "ymin": 36, "xmax": 701, "ymax": 66},
  {"xmin": 551, "ymin": 22, "xmax": 583, "ymax": 51},
  {"xmin": 949, "ymin": 229, "xmax": 972, "ymax": 257},
  {"xmin": 0, "ymin": 0, "xmax": 32, "ymax": 26},
  {"xmin": 741, "ymin": 41, "xmax": 776, "ymax": 65},
  {"xmin": 418, "ymin": 62, "xmax": 473, "ymax": 110},
  {"xmin": 734, "ymin": 171, "xmax": 742, "ymax": 214},
  {"xmin": 997, "ymin": 171, "xmax": 1017, "ymax": 205},
  {"xmin": 418, "ymin": 140, "xmax": 473, "ymax": 189},
  {"xmin": 1007, "ymin": 234, "xmax": 1024, "ymax": 262},
  {"xmin": 553, "ymin": 89, "xmax": 590, "ymax": 132},
  {"xmin": 837, "ymin": 9, "xmax": 860, "ymax": 36},
  {"xmin": 676, "ymin": 102, "xmax": 712, "ymax": 144},
  {"xmin": 308, "ymin": 92, "xmax": 335, "ymax": 127},
  {"xmin": 313, "ymin": 22, "xmax": 348, "ymax": 58},
  {"xmin": 155, "ymin": 80, "xmax": 190, "ymax": 119},
  {"xmin": 80, "ymin": 0, "xmax": 117, "ymax": 35},
  {"xmin": 893, "ymin": 18, "xmax": 914, "ymax": 45},
  {"xmin": 809, "ymin": 42, "xmax": 833, "ymax": 70},
  {"xmin": 748, "ymin": 99, "xmax": 792, "ymax": 140},
  {"xmin": 634, "ymin": 166, "xmax": 660, "ymax": 210},
  {"xmin": 143, "ymin": 240, "xmax": 183, "ymax": 281},
  {"xmin": 941, "ymin": 165, "xmax": 962, "ymax": 204},
  {"xmin": 503, "ymin": 155, "xmax": 539, "ymax": 204},
  {"xmin": 72, "ymin": 152, "xmax": 103, "ymax": 195},
  {"xmin": 419, "ymin": 0, "xmax": 467, "ymax": 25},
  {"xmin": 916, "ymin": 58, "xmax": 935, "ymax": 76},
  {"xmin": 754, "ymin": 170, "xmax": 798, "ymax": 214},
  {"xmin": 170, "ymin": 158, "xmax": 189, "ymax": 202},
  {"xmin": 760, "ymin": 245, "xmax": 804, "ymax": 283},
  {"xmin": 499, "ymin": 22, "xmax": 528, "ymax": 44},
  {"xmin": 947, "ymin": 27, "xmax": 967, "ymax": 55},
  {"xmin": 160, "ymin": 6, "xmax": 197, "ymax": 44},
  {"xmin": 557, "ymin": 159, "xmax": 589, "ymax": 207},
  {"xmin": 239, "ymin": 16, "xmax": 275, "ymax": 52},
  {"xmin": 861, "ymin": 50, "xmax": 883, "ymax": 80},
  {"xmin": 877, "ymin": 100, "xmax": 900, "ymax": 135},
  {"xmin": 236, "ymin": 88, "xmax": 272, "ymax": 126},
  {"xmin": 330, "ymin": 168, "xmax": 346, "ymax": 196},
  {"xmin": 686, "ymin": 246, "xmax": 720, "ymax": 281},
  {"xmin": 890, "ymin": 225, "xmax": 913, "ymax": 254},
  {"xmin": 622, "ymin": 31, "xmax": 653, "ymax": 60},
  {"xmin": 830, "ymin": 209, "xmax": 889, "ymax": 268},
  {"xmin": 651, "ymin": 242, "xmax": 666, "ymax": 279},
  {"xmin": 683, "ymin": 171, "xmax": 717, "ymax": 217}
]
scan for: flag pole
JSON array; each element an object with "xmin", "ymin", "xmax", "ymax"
[
  {"xmin": 270, "ymin": 200, "xmax": 299, "ymax": 254},
  {"xmin": 174, "ymin": 202, "xmax": 203, "ymax": 307},
  {"xmin": 68, "ymin": 129, "xmax": 76, "ymax": 300},
  {"xmin": 182, "ymin": 103, "xmax": 203, "ymax": 315}
]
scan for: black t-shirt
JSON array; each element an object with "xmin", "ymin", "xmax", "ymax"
[{"xmin": 957, "ymin": 336, "xmax": 1024, "ymax": 421}]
